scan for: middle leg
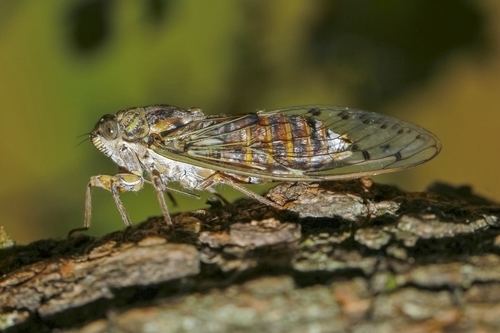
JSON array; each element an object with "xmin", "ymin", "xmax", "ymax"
[{"xmin": 149, "ymin": 173, "xmax": 173, "ymax": 226}]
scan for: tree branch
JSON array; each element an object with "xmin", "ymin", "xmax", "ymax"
[{"xmin": 1, "ymin": 180, "xmax": 499, "ymax": 332}]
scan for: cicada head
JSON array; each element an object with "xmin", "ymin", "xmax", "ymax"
[
  {"xmin": 90, "ymin": 107, "xmax": 150, "ymax": 166},
  {"xmin": 90, "ymin": 113, "xmax": 121, "ymax": 158}
]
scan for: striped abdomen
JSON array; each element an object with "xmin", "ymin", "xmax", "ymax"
[{"xmin": 186, "ymin": 112, "xmax": 351, "ymax": 173}]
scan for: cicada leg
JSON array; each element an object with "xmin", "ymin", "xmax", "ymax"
[
  {"xmin": 199, "ymin": 173, "xmax": 283, "ymax": 210},
  {"xmin": 149, "ymin": 174, "xmax": 173, "ymax": 227},
  {"xmin": 71, "ymin": 173, "xmax": 144, "ymax": 236}
]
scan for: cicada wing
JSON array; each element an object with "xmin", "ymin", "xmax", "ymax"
[
  {"xmin": 277, "ymin": 106, "xmax": 442, "ymax": 178},
  {"xmin": 152, "ymin": 106, "xmax": 441, "ymax": 181}
]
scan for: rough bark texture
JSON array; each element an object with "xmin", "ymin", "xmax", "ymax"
[{"xmin": 1, "ymin": 180, "xmax": 499, "ymax": 332}]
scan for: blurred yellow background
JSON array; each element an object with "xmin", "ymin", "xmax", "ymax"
[{"xmin": 1, "ymin": 0, "xmax": 499, "ymax": 243}]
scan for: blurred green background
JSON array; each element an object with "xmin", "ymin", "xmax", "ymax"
[{"xmin": 1, "ymin": 0, "xmax": 499, "ymax": 243}]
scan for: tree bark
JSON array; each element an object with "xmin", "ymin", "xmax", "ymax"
[{"xmin": 1, "ymin": 180, "xmax": 499, "ymax": 332}]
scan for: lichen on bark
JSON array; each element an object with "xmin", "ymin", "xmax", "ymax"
[{"xmin": 0, "ymin": 180, "xmax": 499, "ymax": 332}]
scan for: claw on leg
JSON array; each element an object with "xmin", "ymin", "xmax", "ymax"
[{"xmin": 206, "ymin": 193, "xmax": 230, "ymax": 207}]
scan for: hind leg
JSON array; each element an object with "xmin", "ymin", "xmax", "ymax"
[{"xmin": 199, "ymin": 173, "xmax": 283, "ymax": 210}]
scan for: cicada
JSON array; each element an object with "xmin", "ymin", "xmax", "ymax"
[{"xmin": 82, "ymin": 105, "xmax": 440, "ymax": 230}]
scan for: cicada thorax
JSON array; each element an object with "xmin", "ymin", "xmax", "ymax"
[
  {"xmin": 117, "ymin": 109, "xmax": 149, "ymax": 140},
  {"xmin": 144, "ymin": 105, "xmax": 207, "ymax": 136},
  {"xmin": 186, "ymin": 112, "xmax": 352, "ymax": 173}
]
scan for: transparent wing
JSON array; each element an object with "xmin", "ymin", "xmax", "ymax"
[{"xmin": 152, "ymin": 106, "xmax": 441, "ymax": 181}]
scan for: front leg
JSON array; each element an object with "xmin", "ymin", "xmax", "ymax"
[{"xmin": 80, "ymin": 173, "xmax": 144, "ymax": 233}]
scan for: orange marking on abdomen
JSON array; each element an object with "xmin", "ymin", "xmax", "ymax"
[
  {"xmin": 257, "ymin": 115, "xmax": 274, "ymax": 164},
  {"xmin": 317, "ymin": 125, "xmax": 329, "ymax": 154},
  {"xmin": 258, "ymin": 115, "xmax": 272, "ymax": 143},
  {"xmin": 282, "ymin": 118, "xmax": 295, "ymax": 163},
  {"xmin": 302, "ymin": 118, "xmax": 313, "ymax": 164}
]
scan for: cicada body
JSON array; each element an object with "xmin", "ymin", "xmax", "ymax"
[{"xmin": 82, "ymin": 105, "xmax": 440, "ymax": 230}]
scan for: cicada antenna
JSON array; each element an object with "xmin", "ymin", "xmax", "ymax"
[{"xmin": 75, "ymin": 132, "xmax": 92, "ymax": 148}]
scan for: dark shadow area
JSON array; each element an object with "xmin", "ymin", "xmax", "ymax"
[
  {"xmin": 145, "ymin": 0, "xmax": 173, "ymax": 25},
  {"xmin": 67, "ymin": 0, "xmax": 174, "ymax": 54},
  {"xmin": 226, "ymin": 0, "xmax": 488, "ymax": 111},
  {"xmin": 67, "ymin": 0, "xmax": 113, "ymax": 54},
  {"xmin": 308, "ymin": 0, "xmax": 488, "ymax": 107}
]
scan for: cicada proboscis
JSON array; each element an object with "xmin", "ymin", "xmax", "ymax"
[{"xmin": 80, "ymin": 105, "xmax": 440, "ymax": 231}]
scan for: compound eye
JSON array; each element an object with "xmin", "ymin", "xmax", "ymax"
[{"xmin": 98, "ymin": 115, "xmax": 119, "ymax": 140}]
